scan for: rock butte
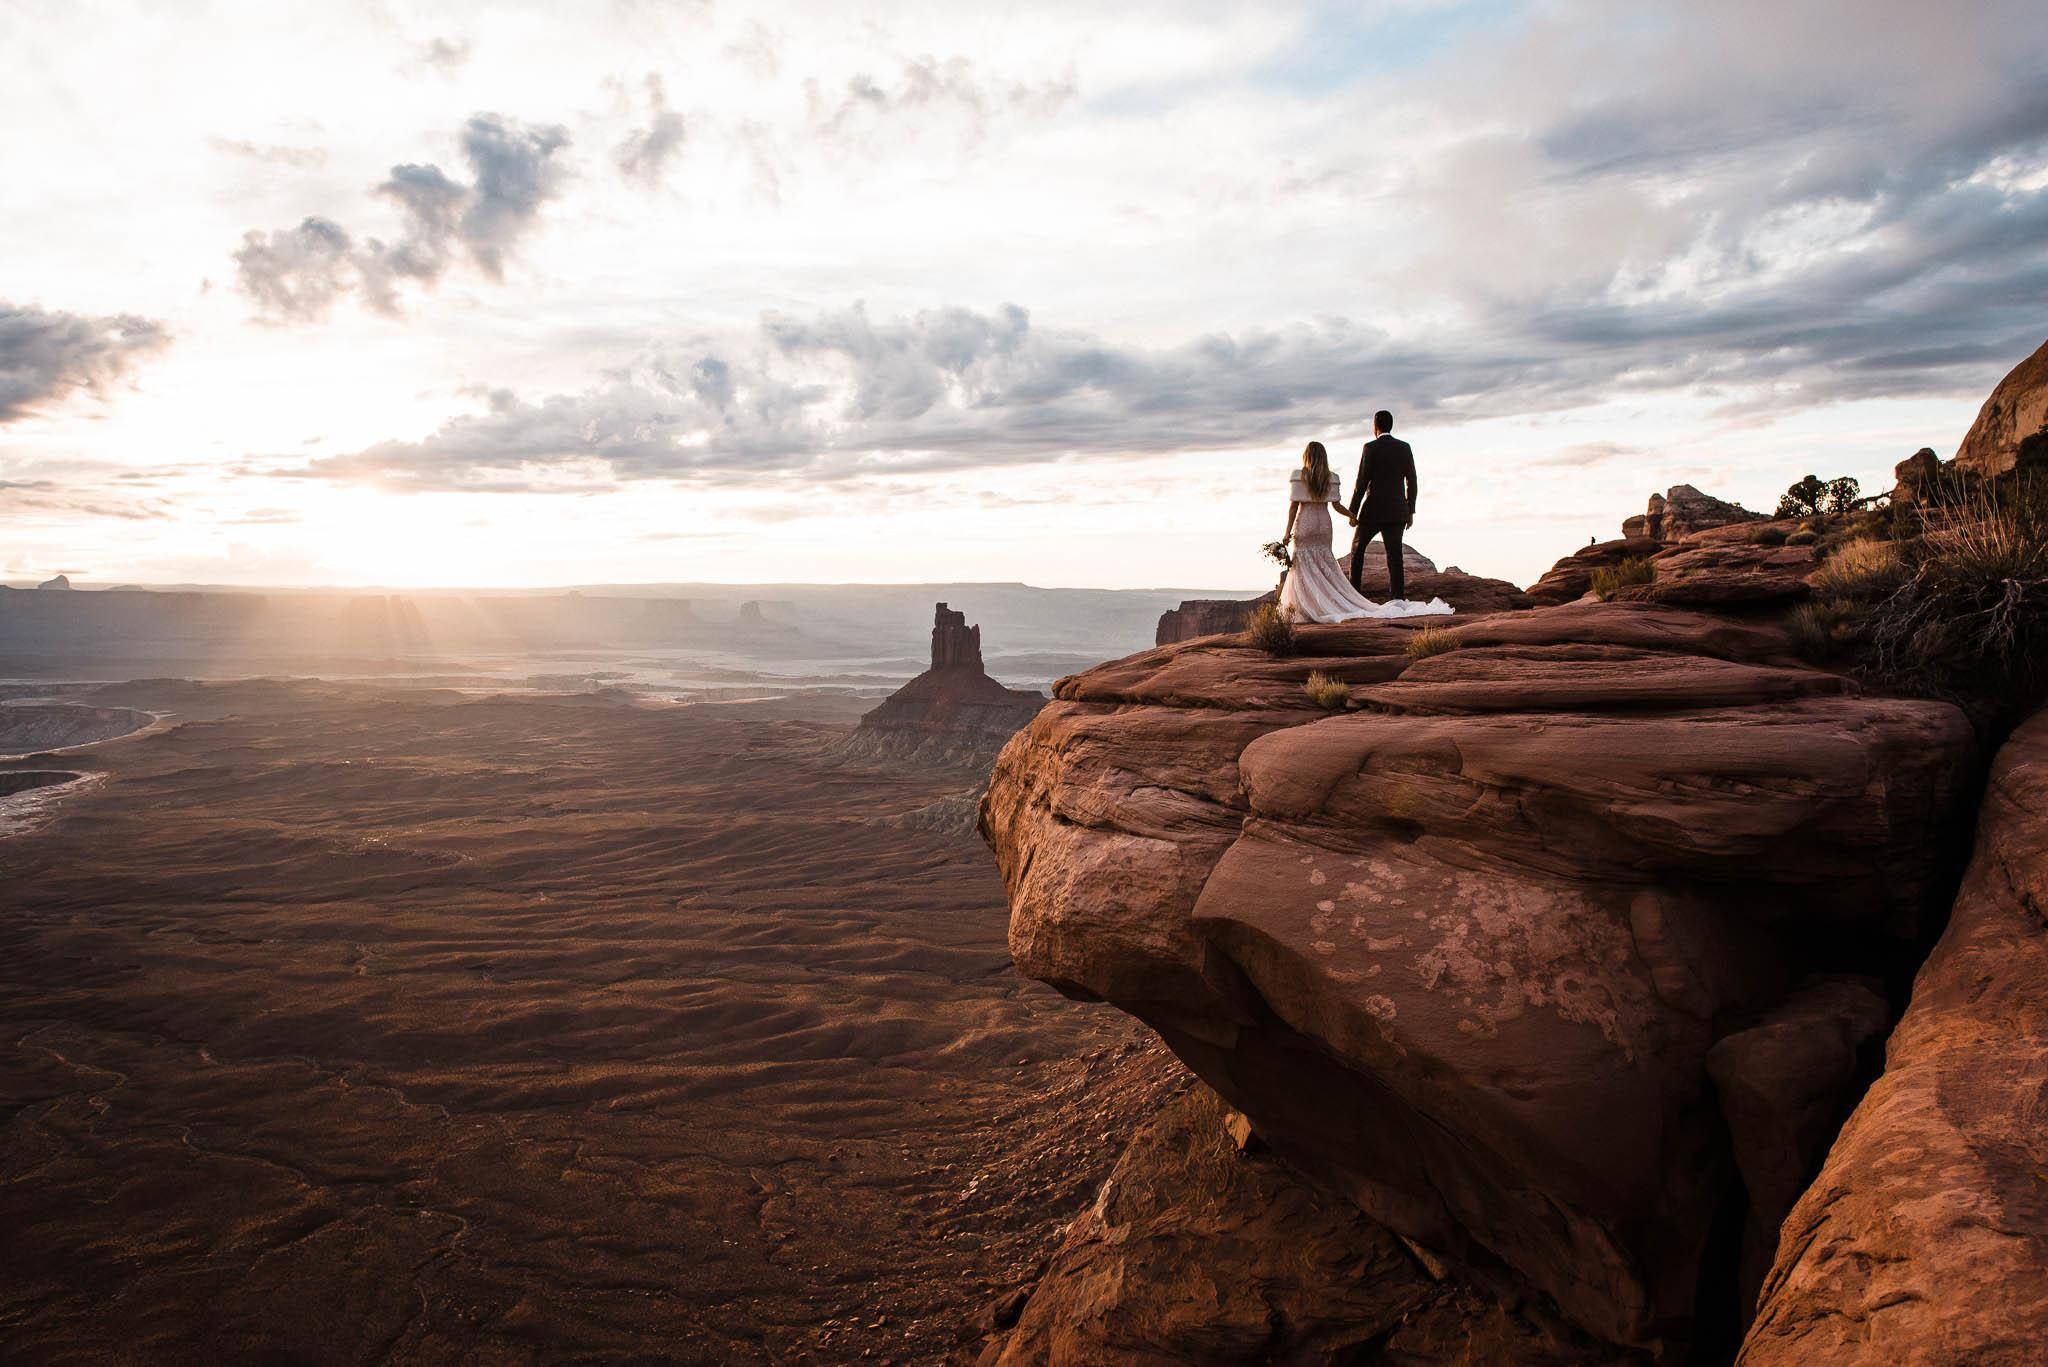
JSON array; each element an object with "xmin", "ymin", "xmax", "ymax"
[
  {"xmin": 846, "ymin": 602, "xmax": 1046, "ymax": 768},
  {"xmin": 976, "ymin": 334, "xmax": 2048, "ymax": 1366}
]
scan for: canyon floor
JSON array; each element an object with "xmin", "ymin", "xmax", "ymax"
[{"xmin": 0, "ymin": 679, "xmax": 1166, "ymax": 1364}]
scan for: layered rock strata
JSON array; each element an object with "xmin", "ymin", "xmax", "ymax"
[
  {"xmin": 1739, "ymin": 711, "xmax": 2048, "ymax": 1365},
  {"xmin": 981, "ymin": 601, "xmax": 1975, "ymax": 1356}
]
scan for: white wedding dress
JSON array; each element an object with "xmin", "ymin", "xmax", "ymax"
[{"xmin": 1277, "ymin": 471, "xmax": 1453, "ymax": 624}]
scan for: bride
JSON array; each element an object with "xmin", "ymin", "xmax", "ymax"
[{"xmin": 1277, "ymin": 441, "xmax": 1453, "ymax": 624}]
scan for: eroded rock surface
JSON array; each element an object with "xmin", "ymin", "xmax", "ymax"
[
  {"xmin": 1952, "ymin": 335, "xmax": 2048, "ymax": 480},
  {"xmin": 982, "ymin": 600, "xmax": 1975, "ymax": 1355},
  {"xmin": 983, "ymin": 1082, "xmax": 1629, "ymax": 1366},
  {"xmin": 1740, "ymin": 712, "xmax": 2048, "ymax": 1366},
  {"xmin": 1528, "ymin": 519, "xmax": 1813, "ymax": 612}
]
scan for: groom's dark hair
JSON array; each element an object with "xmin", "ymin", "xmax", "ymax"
[{"xmin": 1374, "ymin": 410, "xmax": 1393, "ymax": 434}]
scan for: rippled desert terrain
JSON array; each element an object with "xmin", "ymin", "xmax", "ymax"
[{"xmin": 0, "ymin": 681, "xmax": 1165, "ymax": 1363}]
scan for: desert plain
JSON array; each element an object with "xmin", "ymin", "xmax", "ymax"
[{"xmin": 0, "ymin": 678, "xmax": 1168, "ymax": 1363}]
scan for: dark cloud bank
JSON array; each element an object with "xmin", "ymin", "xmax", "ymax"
[
  {"xmin": 234, "ymin": 113, "xmax": 570, "ymax": 321},
  {"xmin": 0, "ymin": 304, "xmax": 170, "ymax": 424}
]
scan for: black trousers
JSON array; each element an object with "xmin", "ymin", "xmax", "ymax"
[{"xmin": 1350, "ymin": 520, "xmax": 1406, "ymax": 600}]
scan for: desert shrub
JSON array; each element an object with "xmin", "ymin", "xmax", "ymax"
[
  {"xmin": 1789, "ymin": 600, "xmax": 1862, "ymax": 661},
  {"xmin": 1747, "ymin": 525, "xmax": 1790, "ymax": 546},
  {"xmin": 1405, "ymin": 624, "xmax": 1460, "ymax": 658},
  {"xmin": 1589, "ymin": 556, "xmax": 1656, "ymax": 599},
  {"xmin": 1303, "ymin": 670, "xmax": 1350, "ymax": 708},
  {"xmin": 1245, "ymin": 602, "xmax": 1298, "ymax": 656},
  {"xmin": 1776, "ymin": 474, "xmax": 1863, "ymax": 518},
  {"xmin": 1865, "ymin": 476, "xmax": 2048, "ymax": 711},
  {"xmin": 1786, "ymin": 527, "xmax": 1820, "ymax": 546},
  {"xmin": 1811, "ymin": 538, "xmax": 1906, "ymax": 601}
]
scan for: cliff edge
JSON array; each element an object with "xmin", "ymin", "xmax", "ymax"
[{"xmin": 980, "ymin": 598, "xmax": 1978, "ymax": 1359}]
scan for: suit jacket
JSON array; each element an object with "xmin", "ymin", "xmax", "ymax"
[{"xmin": 1348, "ymin": 435, "xmax": 1417, "ymax": 526}]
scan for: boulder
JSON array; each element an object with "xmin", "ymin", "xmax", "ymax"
[
  {"xmin": 1628, "ymin": 537, "xmax": 1817, "ymax": 610},
  {"xmin": 983, "ymin": 1082, "xmax": 1628, "ymax": 1366},
  {"xmin": 1740, "ymin": 711, "xmax": 2048, "ymax": 1365},
  {"xmin": 36, "ymin": 573, "xmax": 71, "ymax": 590},
  {"xmin": 1891, "ymin": 448, "xmax": 1942, "ymax": 504},
  {"xmin": 1527, "ymin": 516, "xmax": 1811, "ymax": 612},
  {"xmin": 1952, "ymin": 336, "xmax": 2048, "ymax": 480},
  {"xmin": 1526, "ymin": 539, "xmax": 1649, "ymax": 606},
  {"xmin": 982, "ymin": 601, "xmax": 1976, "ymax": 1354}
]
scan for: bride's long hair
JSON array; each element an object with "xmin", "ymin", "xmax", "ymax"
[{"xmin": 1301, "ymin": 441, "xmax": 1332, "ymax": 498}]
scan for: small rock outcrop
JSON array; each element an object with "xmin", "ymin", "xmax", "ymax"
[
  {"xmin": 981, "ymin": 600, "xmax": 1976, "ymax": 1356},
  {"xmin": 1952, "ymin": 336, "xmax": 2048, "ymax": 480},
  {"xmin": 1740, "ymin": 710, "xmax": 2048, "ymax": 1365},
  {"xmin": 846, "ymin": 604, "xmax": 1045, "ymax": 767},
  {"xmin": 1528, "ymin": 510, "xmax": 1812, "ymax": 611},
  {"xmin": 1891, "ymin": 447, "xmax": 1942, "ymax": 504},
  {"xmin": 1661, "ymin": 483, "xmax": 1764, "ymax": 539},
  {"xmin": 36, "ymin": 574, "xmax": 72, "ymax": 590}
]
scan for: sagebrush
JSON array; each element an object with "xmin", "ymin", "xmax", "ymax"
[{"xmin": 1862, "ymin": 476, "xmax": 2048, "ymax": 713}]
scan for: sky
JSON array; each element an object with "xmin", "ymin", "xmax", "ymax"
[{"xmin": 4, "ymin": 0, "xmax": 2046, "ymax": 591}]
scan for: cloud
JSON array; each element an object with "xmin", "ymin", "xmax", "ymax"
[
  {"xmin": 0, "ymin": 303, "xmax": 172, "ymax": 423},
  {"xmin": 806, "ymin": 55, "xmax": 1073, "ymax": 148},
  {"xmin": 269, "ymin": 302, "xmax": 1533, "ymax": 491},
  {"xmin": 209, "ymin": 136, "xmax": 328, "ymax": 169},
  {"xmin": 417, "ymin": 36, "xmax": 472, "ymax": 72},
  {"xmin": 233, "ymin": 114, "xmax": 571, "ymax": 320},
  {"xmin": 614, "ymin": 75, "xmax": 687, "ymax": 187}
]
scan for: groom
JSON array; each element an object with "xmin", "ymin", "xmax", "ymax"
[{"xmin": 1347, "ymin": 409, "xmax": 1418, "ymax": 601}]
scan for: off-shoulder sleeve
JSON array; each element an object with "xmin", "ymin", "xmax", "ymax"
[
  {"xmin": 1327, "ymin": 474, "xmax": 1343, "ymax": 504},
  {"xmin": 1289, "ymin": 471, "xmax": 1313, "ymax": 502}
]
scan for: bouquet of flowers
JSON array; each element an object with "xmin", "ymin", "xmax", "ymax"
[{"xmin": 1261, "ymin": 539, "xmax": 1293, "ymax": 568}]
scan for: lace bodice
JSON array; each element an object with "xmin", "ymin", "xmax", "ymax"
[{"xmin": 1289, "ymin": 471, "xmax": 1342, "ymax": 503}]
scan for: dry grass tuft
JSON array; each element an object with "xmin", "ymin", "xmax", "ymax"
[
  {"xmin": 1404, "ymin": 625, "xmax": 1460, "ymax": 658},
  {"xmin": 1811, "ymin": 538, "xmax": 1905, "ymax": 601},
  {"xmin": 1789, "ymin": 600, "xmax": 1861, "ymax": 661},
  {"xmin": 1245, "ymin": 602, "xmax": 1299, "ymax": 657},
  {"xmin": 1303, "ymin": 671, "xmax": 1350, "ymax": 708},
  {"xmin": 1589, "ymin": 556, "xmax": 1656, "ymax": 599}
]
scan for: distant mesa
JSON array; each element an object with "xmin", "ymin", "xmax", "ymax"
[
  {"xmin": 738, "ymin": 599, "xmax": 796, "ymax": 628},
  {"xmin": 37, "ymin": 573, "xmax": 73, "ymax": 590},
  {"xmin": 846, "ymin": 603, "xmax": 1045, "ymax": 767}
]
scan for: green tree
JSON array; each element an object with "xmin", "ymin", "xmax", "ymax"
[
  {"xmin": 1776, "ymin": 474, "xmax": 1827, "ymax": 518},
  {"xmin": 1824, "ymin": 475, "xmax": 1862, "ymax": 514}
]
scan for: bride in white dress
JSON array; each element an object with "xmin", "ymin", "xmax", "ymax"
[{"xmin": 1277, "ymin": 441, "xmax": 1453, "ymax": 624}]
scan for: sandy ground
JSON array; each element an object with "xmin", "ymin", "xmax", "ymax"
[{"xmin": 0, "ymin": 680, "xmax": 1168, "ymax": 1364}]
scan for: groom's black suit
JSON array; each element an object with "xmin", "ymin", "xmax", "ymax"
[{"xmin": 1348, "ymin": 434, "xmax": 1418, "ymax": 600}]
